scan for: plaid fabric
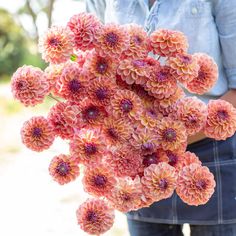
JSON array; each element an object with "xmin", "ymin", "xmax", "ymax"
[{"xmin": 127, "ymin": 134, "xmax": 236, "ymax": 225}]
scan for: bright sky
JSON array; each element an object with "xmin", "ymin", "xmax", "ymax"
[{"xmin": 0, "ymin": 0, "xmax": 85, "ymax": 36}]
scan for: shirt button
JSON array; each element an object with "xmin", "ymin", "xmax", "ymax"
[{"xmin": 191, "ymin": 7, "xmax": 198, "ymax": 15}]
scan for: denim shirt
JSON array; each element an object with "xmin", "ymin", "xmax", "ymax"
[
  {"xmin": 86, "ymin": 0, "xmax": 236, "ymax": 225},
  {"xmin": 86, "ymin": 0, "xmax": 236, "ymax": 103}
]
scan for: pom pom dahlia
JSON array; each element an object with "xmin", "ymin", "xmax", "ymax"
[
  {"xmin": 38, "ymin": 26, "xmax": 74, "ymax": 64},
  {"xmin": 67, "ymin": 13, "xmax": 102, "ymax": 51},
  {"xmin": 168, "ymin": 53, "xmax": 200, "ymax": 84},
  {"xmin": 185, "ymin": 53, "xmax": 218, "ymax": 94},
  {"xmin": 122, "ymin": 24, "xmax": 149, "ymax": 59},
  {"xmin": 117, "ymin": 59, "xmax": 151, "ymax": 85},
  {"xmin": 84, "ymin": 50, "xmax": 116, "ymax": 78},
  {"xmin": 94, "ymin": 23, "xmax": 129, "ymax": 57},
  {"xmin": 181, "ymin": 151, "xmax": 202, "ymax": 167},
  {"xmin": 107, "ymin": 177, "xmax": 142, "ymax": 212},
  {"xmin": 157, "ymin": 117, "xmax": 187, "ymax": 151},
  {"xmin": 150, "ymin": 29, "xmax": 188, "ymax": 57},
  {"xmin": 102, "ymin": 117, "xmax": 133, "ymax": 145},
  {"xmin": 55, "ymin": 62, "xmax": 87, "ymax": 101},
  {"xmin": 70, "ymin": 129, "xmax": 106, "ymax": 166},
  {"xmin": 21, "ymin": 116, "xmax": 55, "ymax": 152},
  {"xmin": 176, "ymin": 164, "xmax": 216, "ymax": 206},
  {"xmin": 110, "ymin": 89, "xmax": 143, "ymax": 121},
  {"xmin": 175, "ymin": 97, "xmax": 207, "ymax": 135},
  {"xmin": 49, "ymin": 154, "xmax": 80, "ymax": 185},
  {"xmin": 76, "ymin": 198, "xmax": 115, "ymax": 235},
  {"xmin": 146, "ymin": 65, "xmax": 177, "ymax": 99},
  {"xmin": 82, "ymin": 164, "xmax": 116, "ymax": 197},
  {"xmin": 11, "ymin": 65, "xmax": 49, "ymax": 107},
  {"xmin": 204, "ymin": 99, "xmax": 236, "ymax": 140},
  {"xmin": 142, "ymin": 163, "xmax": 177, "ymax": 202}
]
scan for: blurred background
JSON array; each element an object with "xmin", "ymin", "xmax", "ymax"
[{"xmin": 0, "ymin": 1, "xmax": 129, "ymax": 235}]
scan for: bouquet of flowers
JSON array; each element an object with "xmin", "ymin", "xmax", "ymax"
[{"xmin": 11, "ymin": 12, "xmax": 236, "ymax": 235}]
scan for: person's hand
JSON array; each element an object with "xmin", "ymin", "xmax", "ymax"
[{"xmin": 187, "ymin": 131, "xmax": 206, "ymax": 145}]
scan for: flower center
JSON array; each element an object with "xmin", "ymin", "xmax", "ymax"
[
  {"xmin": 16, "ymin": 80, "xmax": 27, "ymax": 90},
  {"xmin": 32, "ymin": 127, "xmax": 42, "ymax": 138},
  {"xmin": 93, "ymin": 175, "xmax": 107, "ymax": 187},
  {"xmin": 107, "ymin": 128, "xmax": 118, "ymax": 140},
  {"xmin": 83, "ymin": 106, "xmax": 99, "ymax": 121},
  {"xmin": 49, "ymin": 38, "xmax": 60, "ymax": 47},
  {"xmin": 132, "ymin": 60, "xmax": 146, "ymax": 67},
  {"xmin": 122, "ymin": 193, "xmax": 131, "ymax": 201},
  {"xmin": 95, "ymin": 88, "xmax": 108, "ymax": 100},
  {"xmin": 163, "ymin": 128, "xmax": 177, "ymax": 142},
  {"xmin": 156, "ymin": 71, "xmax": 168, "ymax": 82},
  {"xmin": 180, "ymin": 55, "xmax": 192, "ymax": 64},
  {"xmin": 120, "ymin": 99, "xmax": 133, "ymax": 113},
  {"xmin": 84, "ymin": 143, "xmax": 97, "ymax": 155},
  {"xmin": 217, "ymin": 110, "xmax": 229, "ymax": 120},
  {"xmin": 166, "ymin": 151, "xmax": 178, "ymax": 166},
  {"xmin": 69, "ymin": 79, "xmax": 81, "ymax": 93},
  {"xmin": 141, "ymin": 142, "xmax": 155, "ymax": 152},
  {"xmin": 56, "ymin": 161, "xmax": 70, "ymax": 176},
  {"xmin": 158, "ymin": 179, "xmax": 168, "ymax": 190},
  {"xmin": 86, "ymin": 211, "xmax": 98, "ymax": 223},
  {"xmin": 198, "ymin": 70, "xmax": 206, "ymax": 80},
  {"xmin": 96, "ymin": 59, "xmax": 108, "ymax": 74},
  {"xmin": 196, "ymin": 179, "xmax": 207, "ymax": 190},
  {"xmin": 133, "ymin": 35, "xmax": 142, "ymax": 45},
  {"xmin": 105, "ymin": 32, "xmax": 119, "ymax": 46},
  {"xmin": 142, "ymin": 153, "xmax": 158, "ymax": 167},
  {"xmin": 147, "ymin": 109, "xmax": 157, "ymax": 119}
]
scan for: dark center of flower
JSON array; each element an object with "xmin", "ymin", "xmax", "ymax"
[
  {"xmin": 157, "ymin": 71, "xmax": 168, "ymax": 82},
  {"xmin": 181, "ymin": 55, "xmax": 192, "ymax": 64},
  {"xmin": 133, "ymin": 35, "xmax": 142, "ymax": 45},
  {"xmin": 141, "ymin": 142, "xmax": 154, "ymax": 152},
  {"xmin": 32, "ymin": 127, "xmax": 42, "ymax": 138},
  {"xmin": 158, "ymin": 179, "xmax": 168, "ymax": 190},
  {"xmin": 105, "ymin": 32, "xmax": 119, "ymax": 46},
  {"xmin": 16, "ymin": 80, "xmax": 27, "ymax": 90},
  {"xmin": 56, "ymin": 161, "xmax": 71, "ymax": 176},
  {"xmin": 120, "ymin": 99, "xmax": 133, "ymax": 113},
  {"xmin": 122, "ymin": 193, "xmax": 131, "ymax": 201},
  {"xmin": 166, "ymin": 151, "xmax": 178, "ymax": 166},
  {"xmin": 196, "ymin": 179, "xmax": 207, "ymax": 190},
  {"xmin": 132, "ymin": 60, "xmax": 146, "ymax": 67},
  {"xmin": 83, "ymin": 106, "xmax": 99, "ymax": 121},
  {"xmin": 49, "ymin": 38, "xmax": 60, "ymax": 47},
  {"xmin": 95, "ymin": 88, "xmax": 108, "ymax": 100},
  {"xmin": 163, "ymin": 128, "xmax": 177, "ymax": 142},
  {"xmin": 107, "ymin": 127, "xmax": 119, "ymax": 140},
  {"xmin": 198, "ymin": 70, "xmax": 206, "ymax": 80},
  {"xmin": 142, "ymin": 153, "xmax": 158, "ymax": 167},
  {"xmin": 68, "ymin": 79, "xmax": 81, "ymax": 93},
  {"xmin": 217, "ymin": 110, "xmax": 229, "ymax": 120},
  {"xmin": 86, "ymin": 211, "xmax": 98, "ymax": 223},
  {"xmin": 84, "ymin": 143, "xmax": 97, "ymax": 155},
  {"xmin": 147, "ymin": 109, "xmax": 157, "ymax": 118},
  {"xmin": 93, "ymin": 175, "xmax": 107, "ymax": 187},
  {"xmin": 96, "ymin": 59, "xmax": 108, "ymax": 75}
]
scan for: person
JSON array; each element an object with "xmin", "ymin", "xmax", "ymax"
[{"xmin": 86, "ymin": 0, "xmax": 236, "ymax": 235}]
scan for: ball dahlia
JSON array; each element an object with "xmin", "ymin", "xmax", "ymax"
[
  {"xmin": 150, "ymin": 29, "xmax": 188, "ymax": 57},
  {"xmin": 142, "ymin": 163, "xmax": 177, "ymax": 202},
  {"xmin": 185, "ymin": 53, "xmax": 218, "ymax": 94},
  {"xmin": 21, "ymin": 116, "xmax": 55, "ymax": 152},
  {"xmin": 38, "ymin": 26, "xmax": 74, "ymax": 64},
  {"xmin": 11, "ymin": 65, "xmax": 49, "ymax": 107},
  {"xmin": 204, "ymin": 99, "xmax": 236, "ymax": 140},
  {"xmin": 176, "ymin": 163, "xmax": 216, "ymax": 206},
  {"xmin": 49, "ymin": 154, "xmax": 80, "ymax": 185},
  {"xmin": 76, "ymin": 198, "xmax": 115, "ymax": 235},
  {"xmin": 67, "ymin": 12, "xmax": 102, "ymax": 51}
]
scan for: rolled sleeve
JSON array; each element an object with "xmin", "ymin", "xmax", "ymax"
[
  {"xmin": 86, "ymin": 0, "xmax": 106, "ymax": 23},
  {"xmin": 214, "ymin": 0, "xmax": 236, "ymax": 89}
]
